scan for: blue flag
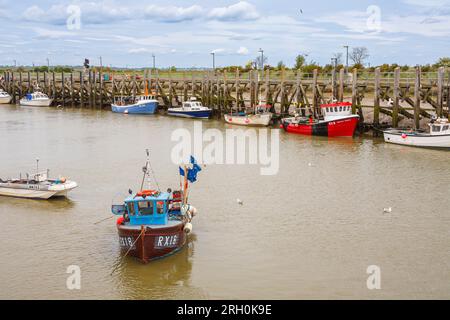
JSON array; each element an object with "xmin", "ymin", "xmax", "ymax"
[
  {"xmin": 179, "ymin": 166, "xmax": 185, "ymax": 176},
  {"xmin": 190, "ymin": 155, "xmax": 197, "ymax": 165}
]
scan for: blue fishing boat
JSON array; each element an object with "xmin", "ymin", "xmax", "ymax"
[
  {"xmin": 167, "ymin": 97, "xmax": 212, "ymax": 119},
  {"xmin": 111, "ymin": 95, "xmax": 158, "ymax": 114},
  {"xmin": 112, "ymin": 151, "xmax": 202, "ymax": 263}
]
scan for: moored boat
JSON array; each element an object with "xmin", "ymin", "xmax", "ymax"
[
  {"xmin": 19, "ymin": 91, "xmax": 52, "ymax": 107},
  {"xmin": 111, "ymin": 95, "xmax": 158, "ymax": 114},
  {"xmin": 112, "ymin": 151, "xmax": 202, "ymax": 263},
  {"xmin": 0, "ymin": 160, "xmax": 77, "ymax": 199},
  {"xmin": 224, "ymin": 105, "xmax": 273, "ymax": 126},
  {"xmin": 0, "ymin": 89, "xmax": 12, "ymax": 104},
  {"xmin": 167, "ymin": 97, "xmax": 212, "ymax": 119},
  {"xmin": 383, "ymin": 117, "xmax": 450, "ymax": 149},
  {"xmin": 281, "ymin": 102, "xmax": 359, "ymax": 137}
]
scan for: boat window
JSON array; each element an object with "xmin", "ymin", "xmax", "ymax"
[
  {"xmin": 442, "ymin": 125, "xmax": 449, "ymax": 131},
  {"xmin": 138, "ymin": 201, "xmax": 154, "ymax": 215},
  {"xmin": 432, "ymin": 125, "xmax": 441, "ymax": 132},
  {"xmin": 326, "ymin": 108, "xmax": 329, "ymax": 112},
  {"xmin": 339, "ymin": 106, "xmax": 342, "ymax": 111},
  {"xmin": 127, "ymin": 203, "xmax": 136, "ymax": 216},
  {"xmin": 156, "ymin": 201, "xmax": 165, "ymax": 214}
]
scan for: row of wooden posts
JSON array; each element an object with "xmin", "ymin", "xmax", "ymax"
[{"xmin": 1, "ymin": 67, "xmax": 448, "ymax": 130}]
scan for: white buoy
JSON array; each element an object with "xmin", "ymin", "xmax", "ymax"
[
  {"xmin": 184, "ymin": 222, "xmax": 192, "ymax": 234},
  {"xmin": 237, "ymin": 198, "xmax": 243, "ymax": 205},
  {"xmin": 383, "ymin": 207, "xmax": 392, "ymax": 213}
]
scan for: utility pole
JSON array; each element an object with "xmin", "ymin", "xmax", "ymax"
[
  {"xmin": 46, "ymin": 58, "xmax": 50, "ymax": 69},
  {"xmin": 99, "ymin": 56, "xmax": 103, "ymax": 69},
  {"xmin": 343, "ymin": 45, "xmax": 349, "ymax": 74},
  {"xmin": 152, "ymin": 53, "xmax": 156, "ymax": 70}
]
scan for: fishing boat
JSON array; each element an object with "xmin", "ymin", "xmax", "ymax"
[
  {"xmin": 167, "ymin": 97, "xmax": 212, "ymax": 119},
  {"xmin": 281, "ymin": 102, "xmax": 359, "ymax": 137},
  {"xmin": 19, "ymin": 91, "xmax": 52, "ymax": 107},
  {"xmin": 224, "ymin": 105, "xmax": 273, "ymax": 126},
  {"xmin": 383, "ymin": 117, "xmax": 450, "ymax": 149},
  {"xmin": 0, "ymin": 159, "xmax": 78, "ymax": 199},
  {"xmin": 111, "ymin": 95, "xmax": 159, "ymax": 114},
  {"xmin": 111, "ymin": 151, "xmax": 202, "ymax": 263},
  {"xmin": 0, "ymin": 89, "xmax": 12, "ymax": 104}
]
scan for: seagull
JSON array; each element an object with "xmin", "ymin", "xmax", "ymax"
[
  {"xmin": 308, "ymin": 162, "xmax": 313, "ymax": 167},
  {"xmin": 300, "ymin": 9, "xmax": 303, "ymax": 14},
  {"xmin": 236, "ymin": 198, "xmax": 243, "ymax": 205},
  {"xmin": 383, "ymin": 207, "xmax": 392, "ymax": 213}
]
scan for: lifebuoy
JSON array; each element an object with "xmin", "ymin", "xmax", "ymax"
[{"xmin": 137, "ymin": 189, "xmax": 157, "ymax": 197}]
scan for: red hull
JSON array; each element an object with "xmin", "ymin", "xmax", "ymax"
[
  {"xmin": 117, "ymin": 222, "xmax": 187, "ymax": 263},
  {"xmin": 283, "ymin": 116, "xmax": 359, "ymax": 137}
]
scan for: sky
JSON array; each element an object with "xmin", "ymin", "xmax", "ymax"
[{"xmin": 0, "ymin": 0, "xmax": 449, "ymax": 68}]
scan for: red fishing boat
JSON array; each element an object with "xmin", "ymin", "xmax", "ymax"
[
  {"xmin": 280, "ymin": 102, "xmax": 359, "ymax": 137},
  {"xmin": 111, "ymin": 151, "xmax": 201, "ymax": 263}
]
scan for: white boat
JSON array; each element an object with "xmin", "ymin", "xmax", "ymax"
[
  {"xmin": 19, "ymin": 91, "xmax": 52, "ymax": 107},
  {"xmin": 383, "ymin": 118, "xmax": 450, "ymax": 149},
  {"xmin": 0, "ymin": 160, "xmax": 77, "ymax": 199},
  {"xmin": 0, "ymin": 89, "xmax": 12, "ymax": 104},
  {"xmin": 168, "ymin": 97, "xmax": 212, "ymax": 119},
  {"xmin": 224, "ymin": 105, "xmax": 273, "ymax": 127}
]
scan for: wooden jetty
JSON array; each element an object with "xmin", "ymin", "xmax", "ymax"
[{"xmin": 1, "ymin": 67, "xmax": 448, "ymax": 132}]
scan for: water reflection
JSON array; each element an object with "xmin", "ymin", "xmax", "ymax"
[{"xmin": 114, "ymin": 234, "xmax": 204, "ymax": 299}]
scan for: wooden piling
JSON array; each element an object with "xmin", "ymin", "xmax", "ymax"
[
  {"xmin": 392, "ymin": 67, "xmax": 400, "ymax": 127},
  {"xmin": 414, "ymin": 66, "xmax": 421, "ymax": 129}
]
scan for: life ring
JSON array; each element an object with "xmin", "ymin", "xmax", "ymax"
[{"xmin": 137, "ymin": 189, "xmax": 157, "ymax": 197}]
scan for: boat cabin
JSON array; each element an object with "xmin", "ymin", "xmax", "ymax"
[
  {"xmin": 429, "ymin": 118, "xmax": 450, "ymax": 135},
  {"xmin": 321, "ymin": 102, "xmax": 352, "ymax": 120},
  {"xmin": 25, "ymin": 92, "xmax": 49, "ymax": 100},
  {"xmin": 122, "ymin": 192, "xmax": 171, "ymax": 226},
  {"xmin": 182, "ymin": 97, "xmax": 204, "ymax": 110},
  {"xmin": 0, "ymin": 90, "xmax": 10, "ymax": 97}
]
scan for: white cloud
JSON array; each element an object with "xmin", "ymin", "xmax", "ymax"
[
  {"xmin": 144, "ymin": 4, "xmax": 204, "ymax": 22},
  {"xmin": 208, "ymin": 1, "xmax": 259, "ymax": 21},
  {"xmin": 237, "ymin": 46, "xmax": 249, "ymax": 55}
]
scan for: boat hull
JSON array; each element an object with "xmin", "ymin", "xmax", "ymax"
[
  {"xmin": 111, "ymin": 101, "xmax": 158, "ymax": 114},
  {"xmin": 224, "ymin": 113, "xmax": 272, "ymax": 126},
  {"xmin": 117, "ymin": 221, "xmax": 187, "ymax": 263},
  {"xmin": 167, "ymin": 109, "xmax": 212, "ymax": 119},
  {"xmin": 0, "ymin": 96, "xmax": 12, "ymax": 104},
  {"xmin": 282, "ymin": 116, "xmax": 359, "ymax": 137},
  {"xmin": 0, "ymin": 181, "xmax": 77, "ymax": 199},
  {"xmin": 383, "ymin": 131, "xmax": 450, "ymax": 149},
  {"xmin": 19, "ymin": 98, "xmax": 53, "ymax": 107}
]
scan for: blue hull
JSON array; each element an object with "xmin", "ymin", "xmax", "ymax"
[
  {"xmin": 167, "ymin": 109, "xmax": 212, "ymax": 119},
  {"xmin": 111, "ymin": 102, "xmax": 158, "ymax": 114}
]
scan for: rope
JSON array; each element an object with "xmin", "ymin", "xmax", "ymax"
[{"xmin": 110, "ymin": 228, "xmax": 144, "ymax": 276}]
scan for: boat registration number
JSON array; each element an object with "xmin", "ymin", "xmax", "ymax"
[
  {"xmin": 119, "ymin": 236, "xmax": 135, "ymax": 249},
  {"xmin": 154, "ymin": 235, "xmax": 179, "ymax": 248}
]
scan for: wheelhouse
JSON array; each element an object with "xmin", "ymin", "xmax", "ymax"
[
  {"xmin": 429, "ymin": 118, "xmax": 450, "ymax": 135},
  {"xmin": 124, "ymin": 192, "xmax": 171, "ymax": 226},
  {"xmin": 321, "ymin": 102, "xmax": 353, "ymax": 120}
]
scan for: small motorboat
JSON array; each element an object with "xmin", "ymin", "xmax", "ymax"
[
  {"xmin": 0, "ymin": 160, "xmax": 77, "ymax": 199},
  {"xmin": 111, "ymin": 95, "xmax": 158, "ymax": 114},
  {"xmin": 224, "ymin": 105, "xmax": 273, "ymax": 126},
  {"xmin": 0, "ymin": 89, "xmax": 12, "ymax": 104},
  {"xmin": 383, "ymin": 117, "xmax": 450, "ymax": 149},
  {"xmin": 19, "ymin": 91, "xmax": 52, "ymax": 107},
  {"xmin": 281, "ymin": 102, "xmax": 359, "ymax": 137},
  {"xmin": 111, "ymin": 151, "xmax": 202, "ymax": 263},
  {"xmin": 167, "ymin": 97, "xmax": 212, "ymax": 119}
]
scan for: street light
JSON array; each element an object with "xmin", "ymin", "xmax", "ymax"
[{"xmin": 258, "ymin": 48, "xmax": 264, "ymax": 70}]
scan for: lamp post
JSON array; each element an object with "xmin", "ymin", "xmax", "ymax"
[
  {"xmin": 258, "ymin": 48, "xmax": 264, "ymax": 70},
  {"xmin": 343, "ymin": 45, "xmax": 349, "ymax": 74},
  {"xmin": 210, "ymin": 52, "xmax": 215, "ymax": 70}
]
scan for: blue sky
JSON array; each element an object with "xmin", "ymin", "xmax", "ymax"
[{"xmin": 0, "ymin": 0, "xmax": 449, "ymax": 68}]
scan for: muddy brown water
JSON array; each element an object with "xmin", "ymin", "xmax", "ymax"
[{"xmin": 0, "ymin": 105, "xmax": 449, "ymax": 299}]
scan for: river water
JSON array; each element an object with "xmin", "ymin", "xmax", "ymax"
[{"xmin": 0, "ymin": 105, "xmax": 449, "ymax": 299}]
